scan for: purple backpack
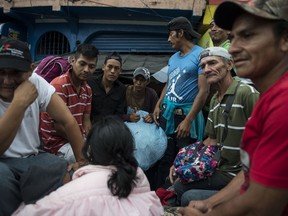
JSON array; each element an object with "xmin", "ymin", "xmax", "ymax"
[{"xmin": 36, "ymin": 56, "xmax": 70, "ymax": 83}]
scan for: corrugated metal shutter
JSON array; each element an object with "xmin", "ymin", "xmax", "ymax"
[{"xmin": 87, "ymin": 32, "xmax": 173, "ymax": 53}]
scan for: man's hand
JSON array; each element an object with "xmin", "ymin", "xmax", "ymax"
[
  {"xmin": 169, "ymin": 165, "xmax": 178, "ymax": 184},
  {"xmin": 175, "ymin": 118, "xmax": 191, "ymax": 139},
  {"xmin": 13, "ymin": 80, "xmax": 38, "ymax": 108},
  {"xmin": 143, "ymin": 114, "xmax": 153, "ymax": 123},
  {"xmin": 188, "ymin": 200, "xmax": 211, "ymax": 214},
  {"xmin": 178, "ymin": 200, "xmax": 211, "ymax": 216},
  {"xmin": 129, "ymin": 112, "xmax": 140, "ymax": 122},
  {"xmin": 63, "ymin": 161, "xmax": 89, "ymax": 184},
  {"xmin": 178, "ymin": 206, "xmax": 205, "ymax": 216},
  {"xmin": 67, "ymin": 160, "xmax": 89, "ymax": 175},
  {"xmin": 153, "ymin": 106, "xmax": 161, "ymax": 125}
]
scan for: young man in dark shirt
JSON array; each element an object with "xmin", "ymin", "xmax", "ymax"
[{"xmin": 88, "ymin": 52, "xmax": 126, "ymax": 123}]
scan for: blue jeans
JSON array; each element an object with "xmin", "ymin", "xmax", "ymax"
[
  {"xmin": 181, "ymin": 189, "xmax": 218, "ymax": 206},
  {"xmin": 0, "ymin": 152, "xmax": 67, "ymax": 216},
  {"xmin": 174, "ymin": 170, "xmax": 231, "ymax": 204}
]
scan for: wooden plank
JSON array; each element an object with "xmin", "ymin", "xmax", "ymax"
[{"xmin": 1, "ymin": 0, "xmax": 204, "ymax": 11}]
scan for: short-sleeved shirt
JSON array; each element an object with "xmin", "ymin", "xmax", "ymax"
[
  {"xmin": 165, "ymin": 45, "xmax": 203, "ymax": 104},
  {"xmin": 161, "ymin": 45, "xmax": 205, "ymax": 139},
  {"xmin": 1, "ymin": 73, "xmax": 55, "ymax": 158},
  {"xmin": 87, "ymin": 74, "xmax": 126, "ymax": 123},
  {"xmin": 240, "ymin": 72, "xmax": 288, "ymax": 215},
  {"xmin": 206, "ymin": 78, "xmax": 259, "ymax": 178},
  {"xmin": 40, "ymin": 70, "xmax": 92, "ymax": 154}
]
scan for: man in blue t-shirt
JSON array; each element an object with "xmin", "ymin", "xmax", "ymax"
[{"xmin": 153, "ymin": 16, "xmax": 208, "ymax": 189}]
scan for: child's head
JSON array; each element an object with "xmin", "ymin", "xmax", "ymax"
[{"xmin": 83, "ymin": 115, "xmax": 138, "ymax": 198}]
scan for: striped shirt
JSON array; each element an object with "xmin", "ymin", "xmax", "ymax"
[
  {"xmin": 40, "ymin": 70, "xmax": 92, "ymax": 154},
  {"xmin": 206, "ymin": 78, "xmax": 259, "ymax": 178}
]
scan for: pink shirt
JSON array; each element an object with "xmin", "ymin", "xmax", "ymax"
[{"xmin": 13, "ymin": 166, "xmax": 164, "ymax": 216}]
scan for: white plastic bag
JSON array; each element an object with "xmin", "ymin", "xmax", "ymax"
[{"xmin": 125, "ymin": 110, "xmax": 167, "ymax": 171}]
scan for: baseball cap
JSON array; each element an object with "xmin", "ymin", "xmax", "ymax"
[
  {"xmin": 0, "ymin": 38, "xmax": 32, "ymax": 72},
  {"xmin": 133, "ymin": 67, "xmax": 150, "ymax": 80},
  {"xmin": 168, "ymin": 16, "xmax": 201, "ymax": 39},
  {"xmin": 199, "ymin": 47, "xmax": 232, "ymax": 61},
  {"xmin": 214, "ymin": 0, "xmax": 288, "ymax": 31}
]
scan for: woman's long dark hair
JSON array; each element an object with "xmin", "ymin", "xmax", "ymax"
[{"xmin": 82, "ymin": 116, "xmax": 138, "ymax": 198}]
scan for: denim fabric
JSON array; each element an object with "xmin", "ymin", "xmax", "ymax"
[
  {"xmin": 181, "ymin": 189, "xmax": 218, "ymax": 206},
  {"xmin": 0, "ymin": 152, "xmax": 67, "ymax": 216},
  {"xmin": 174, "ymin": 170, "xmax": 230, "ymax": 204}
]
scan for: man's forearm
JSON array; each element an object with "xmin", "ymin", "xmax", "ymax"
[
  {"xmin": 206, "ymin": 171, "xmax": 244, "ymax": 209},
  {"xmin": 207, "ymin": 175, "xmax": 288, "ymax": 216},
  {"xmin": 64, "ymin": 121, "xmax": 85, "ymax": 162}
]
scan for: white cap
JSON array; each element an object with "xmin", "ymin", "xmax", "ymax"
[
  {"xmin": 152, "ymin": 65, "xmax": 168, "ymax": 83},
  {"xmin": 199, "ymin": 47, "xmax": 232, "ymax": 61}
]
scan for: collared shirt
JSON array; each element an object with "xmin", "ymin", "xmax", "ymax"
[
  {"xmin": 206, "ymin": 78, "xmax": 259, "ymax": 178},
  {"xmin": 40, "ymin": 70, "xmax": 92, "ymax": 154},
  {"xmin": 87, "ymin": 74, "xmax": 126, "ymax": 123}
]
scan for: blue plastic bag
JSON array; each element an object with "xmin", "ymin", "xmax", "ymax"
[{"xmin": 125, "ymin": 110, "xmax": 167, "ymax": 171}]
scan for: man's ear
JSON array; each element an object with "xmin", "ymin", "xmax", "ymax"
[
  {"xmin": 179, "ymin": 29, "xmax": 185, "ymax": 38},
  {"xmin": 69, "ymin": 56, "xmax": 76, "ymax": 65},
  {"xmin": 227, "ymin": 59, "xmax": 234, "ymax": 71},
  {"xmin": 281, "ymin": 30, "xmax": 288, "ymax": 52},
  {"xmin": 30, "ymin": 63, "xmax": 35, "ymax": 71},
  {"xmin": 28, "ymin": 63, "xmax": 35, "ymax": 76}
]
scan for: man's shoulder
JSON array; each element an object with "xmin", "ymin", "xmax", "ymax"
[
  {"xmin": 88, "ymin": 73, "xmax": 102, "ymax": 82},
  {"xmin": 237, "ymin": 81, "xmax": 259, "ymax": 95},
  {"xmin": 193, "ymin": 45, "xmax": 204, "ymax": 51},
  {"xmin": 87, "ymin": 74, "xmax": 102, "ymax": 89},
  {"xmin": 187, "ymin": 45, "xmax": 204, "ymax": 60},
  {"xmin": 191, "ymin": 45, "xmax": 204, "ymax": 55},
  {"xmin": 146, "ymin": 86, "xmax": 157, "ymax": 95},
  {"xmin": 30, "ymin": 73, "xmax": 52, "ymax": 89},
  {"xmin": 114, "ymin": 80, "xmax": 126, "ymax": 89},
  {"xmin": 50, "ymin": 73, "xmax": 69, "ymax": 85}
]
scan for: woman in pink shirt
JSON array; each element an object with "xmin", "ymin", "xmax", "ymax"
[{"xmin": 14, "ymin": 116, "xmax": 163, "ymax": 216}]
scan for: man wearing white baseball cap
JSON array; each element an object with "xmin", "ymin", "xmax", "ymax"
[
  {"xmin": 179, "ymin": 0, "xmax": 288, "ymax": 215},
  {"xmin": 171, "ymin": 46, "xmax": 258, "ymax": 206}
]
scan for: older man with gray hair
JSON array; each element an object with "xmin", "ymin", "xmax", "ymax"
[{"xmin": 170, "ymin": 46, "xmax": 258, "ymax": 206}]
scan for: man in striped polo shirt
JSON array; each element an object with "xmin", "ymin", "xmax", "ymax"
[
  {"xmin": 40, "ymin": 44, "xmax": 99, "ymax": 163},
  {"xmin": 170, "ymin": 47, "xmax": 259, "ymax": 206}
]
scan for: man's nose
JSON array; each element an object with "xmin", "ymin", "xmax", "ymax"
[
  {"xmin": 2, "ymin": 74, "xmax": 14, "ymax": 84},
  {"xmin": 167, "ymin": 36, "xmax": 172, "ymax": 43},
  {"xmin": 110, "ymin": 67, "xmax": 116, "ymax": 73},
  {"xmin": 229, "ymin": 38, "xmax": 241, "ymax": 56},
  {"xmin": 202, "ymin": 65, "xmax": 211, "ymax": 75},
  {"xmin": 83, "ymin": 65, "xmax": 90, "ymax": 72}
]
